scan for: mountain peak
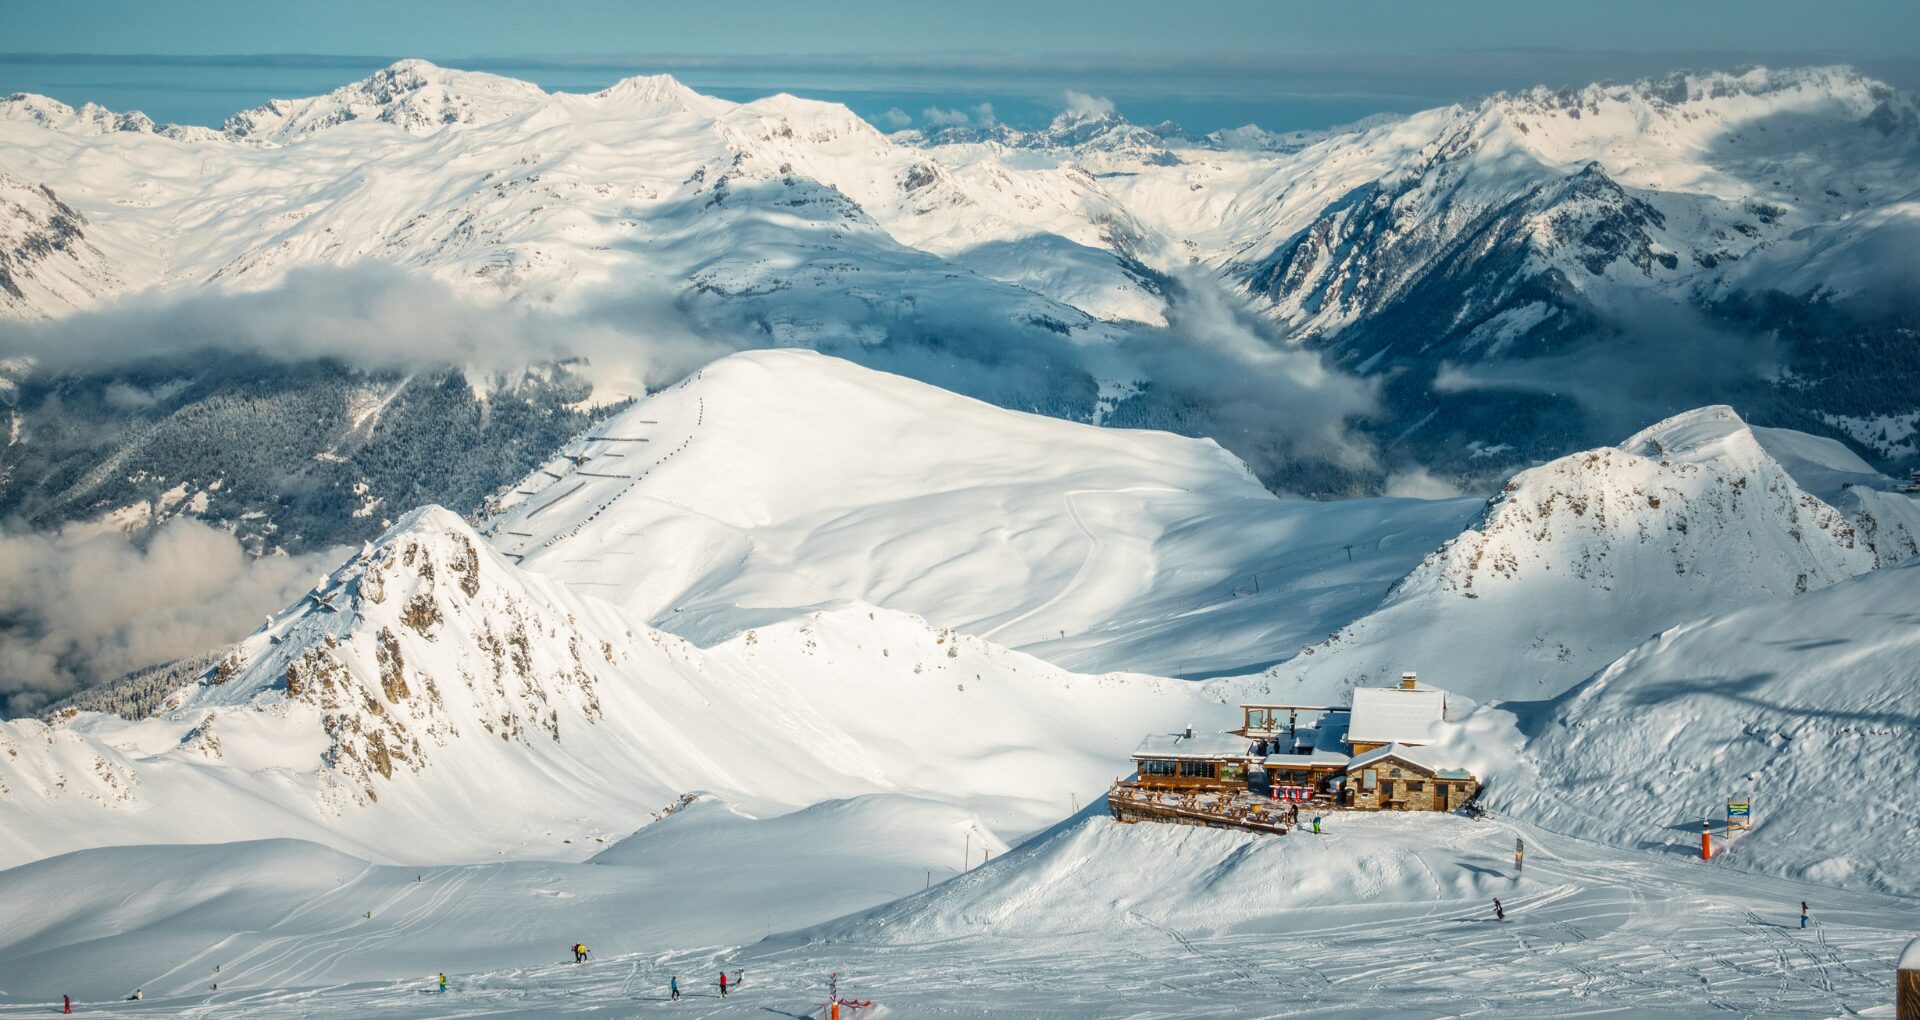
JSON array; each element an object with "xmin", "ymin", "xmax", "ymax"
[
  {"xmin": 0, "ymin": 92, "xmax": 216, "ymax": 141},
  {"xmin": 222, "ymin": 59, "xmax": 548, "ymax": 143},
  {"xmin": 1618, "ymin": 405, "xmax": 1754, "ymax": 462},
  {"xmin": 588, "ymin": 73, "xmax": 724, "ymax": 117}
]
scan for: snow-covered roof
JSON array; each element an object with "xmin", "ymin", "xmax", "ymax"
[
  {"xmin": 1263, "ymin": 748, "xmax": 1351, "ymax": 768},
  {"xmin": 1347, "ymin": 687, "xmax": 1444, "ymax": 746},
  {"xmin": 1344, "ymin": 742, "xmax": 1469, "ymax": 777},
  {"xmin": 1309, "ymin": 712, "xmax": 1350, "ymax": 749},
  {"xmin": 1902, "ymin": 937, "xmax": 1920, "ymax": 972},
  {"xmin": 1133, "ymin": 731, "xmax": 1253, "ymax": 760}
]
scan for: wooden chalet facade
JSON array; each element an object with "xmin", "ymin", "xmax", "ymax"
[
  {"xmin": 1112, "ymin": 671, "xmax": 1481, "ymax": 833},
  {"xmin": 1129, "ymin": 727, "xmax": 1254, "ymax": 791}
]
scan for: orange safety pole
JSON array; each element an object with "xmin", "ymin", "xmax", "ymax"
[
  {"xmin": 1701, "ymin": 819, "xmax": 1711, "ymax": 861},
  {"xmin": 832, "ymin": 1002, "xmax": 840, "ymax": 1020}
]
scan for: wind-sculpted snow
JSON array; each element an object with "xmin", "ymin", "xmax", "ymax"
[{"xmin": 1253, "ymin": 406, "xmax": 1911, "ymax": 701}]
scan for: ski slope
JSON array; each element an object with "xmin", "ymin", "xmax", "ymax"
[
  {"xmin": 485, "ymin": 348, "xmax": 1477, "ymax": 678},
  {"xmin": 1, "ymin": 812, "xmax": 1911, "ymax": 1018},
  {"xmin": 0, "ymin": 794, "xmax": 996, "ymax": 998}
]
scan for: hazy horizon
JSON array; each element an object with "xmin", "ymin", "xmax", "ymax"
[{"xmin": 7, "ymin": 48, "xmax": 1920, "ymax": 136}]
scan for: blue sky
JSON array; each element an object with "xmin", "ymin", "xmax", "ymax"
[{"xmin": 4, "ymin": 1, "xmax": 1916, "ymax": 133}]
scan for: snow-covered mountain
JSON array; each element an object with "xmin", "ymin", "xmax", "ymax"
[
  {"xmin": 0, "ymin": 60, "xmax": 1161, "ymax": 326},
  {"xmin": 478, "ymin": 348, "xmax": 1477, "ymax": 678},
  {"xmin": 0, "ymin": 499, "xmax": 1214, "ymax": 869},
  {"xmin": 1089, "ymin": 67, "xmax": 1920, "ymax": 475},
  {"xmin": 3, "ymin": 61, "xmax": 1916, "ymax": 544},
  {"xmin": 0, "ymin": 171, "xmax": 118, "ymax": 317},
  {"xmin": 1247, "ymin": 405, "xmax": 1920, "ymax": 701}
]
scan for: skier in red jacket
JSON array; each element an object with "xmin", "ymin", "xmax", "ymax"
[{"xmin": 719, "ymin": 971, "xmax": 729, "ymax": 997}]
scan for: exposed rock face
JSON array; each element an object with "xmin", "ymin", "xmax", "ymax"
[
  {"xmin": 0, "ymin": 175, "xmax": 119, "ymax": 315},
  {"xmin": 210, "ymin": 507, "xmax": 611, "ymax": 805}
]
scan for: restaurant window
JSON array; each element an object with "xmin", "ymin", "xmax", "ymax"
[
  {"xmin": 1180, "ymin": 761, "xmax": 1217, "ymax": 778},
  {"xmin": 1140, "ymin": 760, "xmax": 1177, "ymax": 777}
]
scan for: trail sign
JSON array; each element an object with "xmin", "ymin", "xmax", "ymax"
[{"xmin": 1727, "ymin": 801, "xmax": 1752, "ymax": 830}]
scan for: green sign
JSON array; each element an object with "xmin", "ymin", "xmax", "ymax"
[{"xmin": 1727, "ymin": 801, "xmax": 1750, "ymax": 818}]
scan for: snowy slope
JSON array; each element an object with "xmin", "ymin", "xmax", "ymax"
[
  {"xmin": 0, "ymin": 503, "xmax": 1218, "ymax": 869},
  {"xmin": 0, "ymin": 794, "xmax": 994, "ymax": 998},
  {"xmin": 1473, "ymin": 556, "xmax": 1920, "ymax": 895},
  {"xmin": 484, "ymin": 348, "xmax": 1477, "ymax": 677},
  {"xmin": 6, "ymin": 807, "xmax": 1916, "ymax": 1016},
  {"xmin": 1250, "ymin": 407, "xmax": 1908, "ymax": 701}
]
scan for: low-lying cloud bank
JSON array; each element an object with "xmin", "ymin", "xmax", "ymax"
[
  {"xmin": 0, "ymin": 519, "xmax": 340, "ymax": 718},
  {"xmin": 0, "ymin": 260, "xmax": 1386, "ymax": 485},
  {"xmin": 0, "ymin": 263, "xmax": 742, "ymax": 398}
]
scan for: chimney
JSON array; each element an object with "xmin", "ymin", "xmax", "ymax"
[
  {"xmin": 1401, "ymin": 671, "xmax": 1418, "ymax": 690},
  {"xmin": 1184, "ymin": 724, "xmax": 1194, "ymax": 739}
]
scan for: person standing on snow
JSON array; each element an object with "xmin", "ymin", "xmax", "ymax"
[
  {"xmin": 719, "ymin": 971, "xmax": 729, "ymax": 997},
  {"xmin": 670, "ymin": 975, "xmax": 680, "ymax": 1000},
  {"xmin": 438, "ymin": 972, "xmax": 447, "ymax": 993},
  {"xmin": 1800, "ymin": 901, "xmax": 1809, "ymax": 929},
  {"xmin": 1493, "ymin": 898, "xmax": 1506, "ymax": 921}
]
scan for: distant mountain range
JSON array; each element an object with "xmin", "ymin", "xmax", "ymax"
[{"xmin": 2, "ymin": 61, "xmax": 1916, "ymax": 552}]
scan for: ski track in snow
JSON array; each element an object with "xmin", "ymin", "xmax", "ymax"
[{"xmin": 979, "ymin": 487, "xmax": 1182, "ymax": 647}]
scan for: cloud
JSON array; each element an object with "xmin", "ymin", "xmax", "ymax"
[
  {"xmin": 876, "ymin": 106, "xmax": 912, "ymax": 129},
  {"xmin": 0, "ymin": 518, "xmax": 341, "ymax": 717},
  {"xmin": 1115, "ymin": 267, "xmax": 1380, "ymax": 490},
  {"xmin": 1432, "ymin": 296, "xmax": 1784, "ymax": 440},
  {"xmin": 920, "ymin": 105, "xmax": 973, "ymax": 127},
  {"xmin": 1061, "ymin": 90, "xmax": 1117, "ymax": 118},
  {"xmin": 0, "ymin": 262, "xmax": 746, "ymax": 401},
  {"xmin": 918, "ymin": 102, "xmax": 995, "ymax": 129},
  {"xmin": 1384, "ymin": 467, "xmax": 1465, "ymax": 499}
]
